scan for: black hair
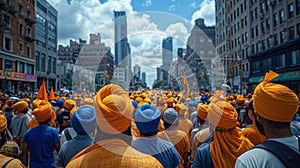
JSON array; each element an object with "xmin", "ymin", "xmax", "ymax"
[
  {"xmin": 140, "ymin": 131, "xmax": 157, "ymax": 137},
  {"xmin": 94, "ymin": 125, "xmax": 132, "ymax": 145}
]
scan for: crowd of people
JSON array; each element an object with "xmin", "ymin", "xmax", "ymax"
[{"xmin": 0, "ymin": 70, "xmax": 299, "ymax": 167}]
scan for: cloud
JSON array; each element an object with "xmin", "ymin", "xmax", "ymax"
[
  {"xmin": 168, "ymin": 4, "xmax": 176, "ymax": 11},
  {"xmin": 190, "ymin": 2, "xmax": 199, "ymax": 9},
  {"xmin": 191, "ymin": 0, "xmax": 215, "ymax": 26},
  {"xmin": 142, "ymin": 0, "xmax": 152, "ymax": 7}
]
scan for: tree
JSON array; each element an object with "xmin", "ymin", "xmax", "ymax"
[
  {"xmin": 152, "ymin": 80, "xmax": 168, "ymax": 89},
  {"xmin": 61, "ymin": 69, "xmax": 73, "ymax": 88}
]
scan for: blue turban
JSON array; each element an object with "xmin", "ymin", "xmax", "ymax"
[
  {"xmin": 56, "ymin": 99, "xmax": 64, "ymax": 108},
  {"xmin": 135, "ymin": 104, "xmax": 161, "ymax": 134},
  {"xmin": 72, "ymin": 105, "xmax": 97, "ymax": 135},
  {"xmin": 132, "ymin": 101, "xmax": 138, "ymax": 108}
]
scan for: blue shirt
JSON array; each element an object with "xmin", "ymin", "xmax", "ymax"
[
  {"xmin": 132, "ymin": 137, "xmax": 180, "ymax": 168},
  {"xmin": 56, "ymin": 135, "xmax": 94, "ymax": 167},
  {"xmin": 192, "ymin": 136, "xmax": 214, "ymax": 168},
  {"xmin": 23, "ymin": 125, "xmax": 60, "ymax": 168}
]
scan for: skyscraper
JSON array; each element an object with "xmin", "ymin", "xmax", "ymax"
[
  {"xmin": 133, "ymin": 65, "xmax": 141, "ymax": 79},
  {"xmin": 162, "ymin": 37, "xmax": 173, "ymax": 81},
  {"xmin": 142, "ymin": 72, "xmax": 146, "ymax": 84}
]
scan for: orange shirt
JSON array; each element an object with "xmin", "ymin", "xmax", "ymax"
[
  {"xmin": 176, "ymin": 119, "xmax": 194, "ymax": 140},
  {"xmin": 67, "ymin": 138, "xmax": 163, "ymax": 168},
  {"xmin": 0, "ymin": 154, "xmax": 25, "ymax": 168},
  {"xmin": 240, "ymin": 124, "xmax": 266, "ymax": 145}
]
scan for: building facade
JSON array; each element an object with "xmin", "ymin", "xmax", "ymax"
[
  {"xmin": 133, "ymin": 64, "xmax": 141, "ymax": 80},
  {"xmin": 0, "ymin": 0, "xmax": 36, "ymax": 93},
  {"xmin": 215, "ymin": 0, "xmax": 300, "ymax": 93},
  {"xmin": 142, "ymin": 72, "xmax": 146, "ymax": 84},
  {"xmin": 35, "ymin": 0, "xmax": 58, "ymax": 90},
  {"xmin": 161, "ymin": 37, "xmax": 173, "ymax": 81}
]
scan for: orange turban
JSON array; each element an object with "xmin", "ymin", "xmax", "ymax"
[
  {"xmin": 144, "ymin": 98, "xmax": 151, "ymax": 104},
  {"xmin": 175, "ymin": 102, "xmax": 187, "ymax": 115},
  {"xmin": 208, "ymin": 99, "xmax": 239, "ymax": 129},
  {"xmin": 12, "ymin": 101, "xmax": 28, "ymax": 113},
  {"xmin": 94, "ymin": 84, "xmax": 133, "ymax": 134},
  {"xmin": 70, "ymin": 106, "xmax": 77, "ymax": 119},
  {"xmin": 82, "ymin": 98, "xmax": 93, "ymax": 106},
  {"xmin": 0, "ymin": 114, "xmax": 7, "ymax": 132},
  {"xmin": 166, "ymin": 98, "xmax": 174, "ymax": 106},
  {"xmin": 24, "ymin": 98, "xmax": 30, "ymax": 103},
  {"xmin": 197, "ymin": 103, "xmax": 209, "ymax": 120},
  {"xmin": 32, "ymin": 99, "xmax": 43, "ymax": 110},
  {"xmin": 32, "ymin": 102, "xmax": 54, "ymax": 123},
  {"xmin": 64, "ymin": 99, "xmax": 75, "ymax": 110},
  {"xmin": 135, "ymin": 97, "xmax": 143, "ymax": 103},
  {"xmin": 237, "ymin": 95, "xmax": 245, "ymax": 104},
  {"xmin": 253, "ymin": 70, "xmax": 299, "ymax": 122}
]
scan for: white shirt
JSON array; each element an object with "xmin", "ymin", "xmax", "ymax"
[{"xmin": 235, "ymin": 136, "xmax": 299, "ymax": 168}]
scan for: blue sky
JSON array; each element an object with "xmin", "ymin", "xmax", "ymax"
[{"xmin": 49, "ymin": 0, "xmax": 215, "ymax": 87}]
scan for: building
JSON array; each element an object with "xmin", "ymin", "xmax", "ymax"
[
  {"xmin": 215, "ymin": 0, "xmax": 300, "ymax": 93},
  {"xmin": 133, "ymin": 64, "xmax": 141, "ymax": 80},
  {"xmin": 75, "ymin": 33, "xmax": 114, "ymax": 92},
  {"xmin": 161, "ymin": 37, "xmax": 173, "ymax": 81},
  {"xmin": 0, "ymin": 0, "xmax": 36, "ymax": 93},
  {"xmin": 35, "ymin": 0, "xmax": 58, "ymax": 90},
  {"xmin": 185, "ymin": 18, "xmax": 217, "ymax": 92},
  {"xmin": 57, "ymin": 39, "xmax": 86, "ymax": 64},
  {"xmin": 142, "ymin": 72, "xmax": 146, "ymax": 84},
  {"xmin": 113, "ymin": 10, "xmax": 131, "ymax": 90}
]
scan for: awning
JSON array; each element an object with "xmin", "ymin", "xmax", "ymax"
[
  {"xmin": 278, "ymin": 70, "xmax": 300, "ymax": 81},
  {"xmin": 249, "ymin": 76, "xmax": 264, "ymax": 83}
]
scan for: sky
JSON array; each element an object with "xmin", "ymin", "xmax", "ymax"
[{"xmin": 48, "ymin": 0, "xmax": 216, "ymax": 88}]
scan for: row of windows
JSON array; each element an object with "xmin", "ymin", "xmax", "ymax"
[
  {"xmin": 251, "ymin": 49, "xmax": 300, "ymax": 74},
  {"xmin": 18, "ymin": 22, "xmax": 32, "ymax": 37},
  {"xmin": 3, "ymin": 36, "xmax": 32, "ymax": 57},
  {"xmin": 17, "ymin": 62, "xmax": 34, "ymax": 74},
  {"xmin": 18, "ymin": 4, "xmax": 32, "ymax": 19},
  {"xmin": 35, "ymin": 52, "xmax": 56, "ymax": 73}
]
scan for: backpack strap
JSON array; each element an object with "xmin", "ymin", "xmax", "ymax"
[
  {"xmin": 1, "ymin": 158, "xmax": 14, "ymax": 168},
  {"xmin": 254, "ymin": 140, "xmax": 300, "ymax": 168}
]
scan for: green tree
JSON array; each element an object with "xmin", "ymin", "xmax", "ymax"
[{"xmin": 152, "ymin": 80, "xmax": 168, "ymax": 89}]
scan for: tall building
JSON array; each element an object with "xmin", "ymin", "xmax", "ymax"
[
  {"xmin": 0, "ymin": 0, "xmax": 36, "ymax": 92},
  {"xmin": 142, "ymin": 72, "xmax": 146, "ymax": 84},
  {"xmin": 75, "ymin": 33, "xmax": 114, "ymax": 92},
  {"xmin": 215, "ymin": 0, "xmax": 300, "ymax": 93},
  {"xmin": 161, "ymin": 37, "xmax": 173, "ymax": 81},
  {"xmin": 185, "ymin": 18, "xmax": 216, "ymax": 91},
  {"xmin": 113, "ymin": 10, "xmax": 131, "ymax": 90},
  {"xmin": 35, "ymin": 0, "xmax": 58, "ymax": 90},
  {"xmin": 133, "ymin": 65, "xmax": 141, "ymax": 80}
]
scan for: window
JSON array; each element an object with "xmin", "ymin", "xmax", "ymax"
[
  {"xmin": 266, "ymin": 0, "xmax": 269, "ymax": 11},
  {"xmin": 26, "ymin": 64, "xmax": 34, "ymax": 74},
  {"xmin": 297, "ymin": 0, "xmax": 300, "ymax": 15},
  {"xmin": 261, "ymin": 2, "xmax": 265, "ymax": 13},
  {"xmin": 297, "ymin": 23, "xmax": 300, "ymax": 35},
  {"xmin": 289, "ymin": 50, "xmax": 300, "ymax": 66},
  {"xmin": 4, "ymin": 60, "xmax": 13, "ymax": 71},
  {"xmin": 27, "ymin": 28, "xmax": 31, "ymax": 37},
  {"xmin": 262, "ymin": 40, "xmax": 266, "ymax": 50},
  {"xmin": 274, "ymin": 34, "xmax": 279, "ymax": 46},
  {"xmin": 27, "ymin": 10, "xmax": 31, "ymax": 19},
  {"xmin": 41, "ymin": 53, "xmax": 45, "ymax": 72},
  {"xmin": 267, "ymin": 38, "xmax": 271, "ymax": 47},
  {"xmin": 241, "ymin": 19, "xmax": 244, "ymax": 28},
  {"xmin": 48, "ymin": 56, "xmax": 51, "ymax": 73},
  {"xmin": 279, "ymin": 9, "xmax": 284, "ymax": 24},
  {"xmin": 19, "ymin": 4, "xmax": 24, "ymax": 16},
  {"xmin": 274, "ymin": 54, "xmax": 286, "ymax": 69},
  {"xmin": 4, "ymin": 37, "xmax": 12, "ymax": 51},
  {"xmin": 261, "ymin": 22, "xmax": 265, "ymax": 34},
  {"xmin": 255, "ymin": 25, "xmax": 259, "ymax": 36},
  {"xmin": 19, "ymin": 42, "xmax": 23, "ymax": 54},
  {"xmin": 18, "ymin": 22, "xmax": 23, "ymax": 35},
  {"xmin": 251, "ymin": 61, "xmax": 260, "ymax": 73},
  {"xmin": 241, "ymin": 4, "xmax": 243, "ymax": 13},
  {"xmin": 280, "ymin": 31, "xmax": 285, "ymax": 43},
  {"xmin": 245, "ymin": 16, "xmax": 248, "ymax": 26},
  {"xmin": 251, "ymin": 28, "xmax": 254, "ymax": 39},
  {"xmin": 27, "ymin": 46, "xmax": 31, "ymax": 57},
  {"xmin": 48, "ymin": 23, "xmax": 56, "ymax": 32},
  {"xmin": 19, "ymin": 62, "xmax": 25, "ymax": 73},
  {"xmin": 266, "ymin": 18, "xmax": 270, "ymax": 29},
  {"xmin": 256, "ymin": 43, "xmax": 259, "ymax": 52},
  {"xmin": 255, "ymin": 8, "xmax": 258, "ymax": 19},
  {"xmin": 36, "ymin": 13, "xmax": 46, "ymax": 25},
  {"xmin": 289, "ymin": 3, "xmax": 294, "ymax": 19},
  {"xmin": 3, "ymin": 14, "xmax": 10, "ymax": 28},
  {"xmin": 251, "ymin": 11, "xmax": 254, "ymax": 21},
  {"xmin": 273, "ymin": 13, "xmax": 278, "ymax": 27},
  {"xmin": 35, "ymin": 51, "xmax": 40, "ymax": 71},
  {"xmin": 52, "ymin": 58, "xmax": 56, "ymax": 73},
  {"xmin": 245, "ymin": 32, "xmax": 248, "ymax": 42},
  {"xmin": 289, "ymin": 26, "xmax": 295, "ymax": 40},
  {"xmin": 262, "ymin": 58, "xmax": 272, "ymax": 72}
]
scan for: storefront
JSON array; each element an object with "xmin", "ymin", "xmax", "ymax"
[{"xmin": 0, "ymin": 70, "xmax": 36, "ymax": 93}]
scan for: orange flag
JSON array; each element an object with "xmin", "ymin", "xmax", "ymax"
[
  {"xmin": 48, "ymin": 87, "xmax": 55, "ymax": 100},
  {"xmin": 36, "ymin": 80, "xmax": 48, "ymax": 101},
  {"xmin": 183, "ymin": 73, "xmax": 190, "ymax": 99}
]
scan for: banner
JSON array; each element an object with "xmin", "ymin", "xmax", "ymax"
[
  {"xmin": 0, "ymin": 70, "xmax": 4, "ymax": 79},
  {"xmin": 11, "ymin": 72, "xmax": 25, "ymax": 81},
  {"xmin": 25, "ymin": 74, "xmax": 37, "ymax": 82}
]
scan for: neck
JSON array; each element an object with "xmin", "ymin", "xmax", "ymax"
[
  {"xmin": 265, "ymin": 126, "xmax": 293, "ymax": 139},
  {"xmin": 178, "ymin": 115, "xmax": 185, "ymax": 119}
]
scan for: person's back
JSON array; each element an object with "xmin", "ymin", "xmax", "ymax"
[{"xmin": 0, "ymin": 154, "xmax": 25, "ymax": 168}]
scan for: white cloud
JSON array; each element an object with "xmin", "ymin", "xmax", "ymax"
[
  {"xmin": 142, "ymin": 0, "xmax": 152, "ymax": 7},
  {"xmin": 191, "ymin": 0, "xmax": 215, "ymax": 26},
  {"xmin": 168, "ymin": 4, "xmax": 176, "ymax": 11},
  {"xmin": 190, "ymin": 2, "xmax": 199, "ymax": 9}
]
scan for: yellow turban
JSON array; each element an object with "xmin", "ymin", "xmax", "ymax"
[
  {"xmin": 144, "ymin": 98, "xmax": 151, "ymax": 104},
  {"xmin": 64, "ymin": 99, "xmax": 75, "ymax": 110},
  {"xmin": 24, "ymin": 98, "xmax": 30, "ymax": 103},
  {"xmin": 12, "ymin": 101, "xmax": 28, "ymax": 113},
  {"xmin": 70, "ymin": 106, "xmax": 77, "ymax": 119},
  {"xmin": 61, "ymin": 97, "xmax": 67, "ymax": 102},
  {"xmin": 32, "ymin": 102, "xmax": 54, "ymax": 123},
  {"xmin": 32, "ymin": 99, "xmax": 43, "ymax": 110},
  {"xmin": 94, "ymin": 84, "xmax": 133, "ymax": 134},
  {"xmin": 166, "ymin": 98, "xmax": 174, "ymax": 106},
  {"xmin": 83, "ymin": 98, "xmax": 94, "ymax": 106},
  {"xmin": 135, "ymin": 97, "xmax": 143, "ymax": 103},
  {"xmin": 237, "ymin": 95, "xmax": 245, "ymax": 104},
  {"xmin": 253, "ymin": 70, "xmax": 299, "ymax": 122},
  {"xmin": 0, "ymin": 114, "xmax": 7, "ymax": 132},
  {"xmin": 229, "ymin": 95, "xmax": 234, "ymax": 100},
  {"xmin": 208, "ymin": 99, "xmax": 239, "ymax": 129},
  {"xmin": 197, "ymin": 103, "xmax": 209, "ymax": 120},
  {"xmin": 175, "ymin": 102, "xmax": 187, "ymax": 115}
]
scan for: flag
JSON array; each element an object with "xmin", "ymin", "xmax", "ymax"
[
  {"xmin": 183, "ymin": 73, "xmax": 190, "ymax": 99},
  {"xmin": 48, "ymin": 87, "xmax": 55, "ymax": 100},
  {"xmin": 36, "ymin": 79, "xmax": 48, "ymax": 101}
]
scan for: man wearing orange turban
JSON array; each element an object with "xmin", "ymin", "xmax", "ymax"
[
  {"xmin": 21, "ymin": 102, "xmax": 60, "ymax": 167},
  {"xmin": 193, "ymin": 94, "xmax": 253, "ymax": 168},
  {"xmin": 57, "ymin": 99, "xmax": 75, "ymax": 134},
  {"xmin": 236, "ymin": 70, "xmax": 300, "ymax": 167},
  {"xmin": 175, "ymin": 102, "xmax": 194, "ymax": 140},
  {"xmin": 11, "ymin": 101, "xmax": 31, "ymax": 149},
  {"xmin": 66, "ymin": 84, "xmax": 162, "ymax": 168}
]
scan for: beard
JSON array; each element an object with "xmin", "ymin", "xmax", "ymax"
[{"xmin": 255, "ymin": 116, "xmax": 266, "ymax": 136}]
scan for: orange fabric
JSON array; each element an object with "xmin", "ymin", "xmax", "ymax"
[
  {"xmin": 0, "ymin": 154, "xmax": 25, "ymax": 167},
  {"xmin": 131, "ymin": 120, "xmax": 140, "ymax": 140},
  {"xmin": 191, "ymin": 127, "xmax": 211, "ymax": 159},
  {"xmin": 36, "ymin": 80, "xmax": 48, "ymax": 101},
  {"xmin": 183, "ymin": 73, "xmax": 190, "ymax": 99},
  {"xmin": 70, "ymin": 107, "xmax": 77, "ymax": 119},
  {"xmin": 197, "ymin": 103, "xmax": 209, "ymax": 120},
  {"xmin": 175, "ymin": 103, "xmax": 187, "ymax": 115},
  {"xmin": 32, "ymin": 102, "xmax": 53, "ymax": 122},
  {"xmin": 240, "ymin": 124, "xmax": 266, "ymax": 145},
  {"xmin": 94, "ymin": 84, "xmax": 133, "ymax": 134},
  {"xmin": 176, "ymin": 119, "xmax": 193, "ymax": 140},
  {"xmin": 27, "ymin": 119, "xmax": 39, "ymax": 129},
  {"xmin": 82, "ymin": 98, "xmax": 93, "ymax": 106},
  {"xmin": 253, "ymin": 70, "xmax": 299, "ymax": 122},
  {"xmin": 208, "ymin": 99, "xmax": 253, "ymax": 168},
  {"xmin": 48, "ymin": 87, "xmax": 55, "ymax": 100},
  {"xmin": 64, "ymin": 99, "xmax": 75, "ymax": 110},
  {"xmin": 32, "ymin": 99, "xmax": 43, "ymax": 110},
  {"xmin": 67, "ymin": 138, "xmax": 163, "ymax": 168},
  {"xmin": 0, "ymin": 114, "xmax": 7, "ymax": 132},
  {"xmin": 237, "ymin": 95, "xmax": 245, "ymax": 104},
  {"xmin": 12, "ymin": 101, "xmax": 28, "ymax": 113},
  {"xmin": 157, "ymin": 130, "xmax": 190, "ymax": 167}
]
